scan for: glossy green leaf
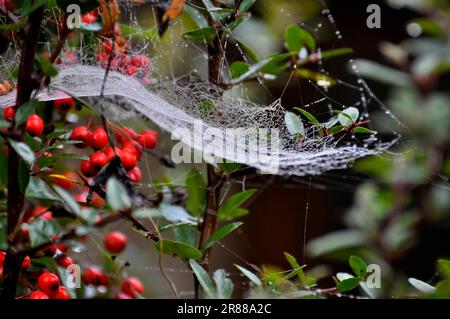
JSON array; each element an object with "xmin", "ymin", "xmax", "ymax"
[
  {"xmin": 182, "ymin": 27, "xmax": 216, "ymax": 43},
  {"xmin": 106, "ymin": 178, "xmax": 131, "ymax": 211},
  {"xmin": 338, "ymin": 107, "xmax": 359, "ymax": 127},
  {"xmin": 408, "ymin": 278, "xmax": 436, "ymax": 294},
  {"xmin": 239, "ymin": 0, "xmax": 256, "ymax": 12},
  {"xmin": 352, "ymin": 127, "xmax": 377, "ymax": 135},
  {"xmin": 294, "ymin": 107, "xmax": 320, "ymax": 126},
  {"xmin": 53, "ymin": 185, "xmax": 81, "ymax": 214},
  {"xmin": 202, "ymin": 222, "xmax": 243, "ymax": 251},
  {"xmin": 190, "ymin": 259, "xmax": 215, "ymax": 298},
  {"xmin": 235, "ymin": 38, "xmax": 260, "ymax": 62},
  {"xmin": 337, "ymin": 277, "xmax": 361, "ymax": 292},
  {"xmin": 15, "ymin": 100, "xmax": 38, "ymax": 126},
  {"xmin": 234, "ymin": 264, "xmax": 262, "ymax": 288},
  {"xmin": 349, "ymin": 255, "xmax": 368, "ymax": 278},
  {"xmin": 18, "ymin": 159, "xmax": 30, "ymax": 193},
  {"xmin": 185, "ymin": 5, "xmax": 209, "ymax": 28},
  {"xmin": 185, "ymin": 169, "xmax": 207, "ymax": 216},
  {"xmin": 230, "ymin": 61, "xmax": 251, "ymax": 79},
  {"xmin": 155, "ymin": 240, "xmax": 202, "ymax": 260},
  {"xmin": 0, "ymin": 151, "xmax": 8, "ymax": 188},
  {"xmin": 217, "ymin": 189, "xmax": 256, "ymax": 222},
  {"xmin": 8, "ymin": 139, "xmax": 35, "ymax": 165},
  {"xmin": 285, "ymin": 111, "xmax": 305, "ymax": 137},
  {"xmin": 284, "ymin": 24, "xmax": 316, "ymax": 52},
  {"xmin": 213, "ymin": 269, "xmax": 233, "ymax": 299}
]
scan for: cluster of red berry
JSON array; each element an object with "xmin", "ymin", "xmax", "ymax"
[
  {"xmin": 0, "ymin": 0, "xmax": 13, "ymax": 11},
  {"xmin": 71, "ymin": 122, "xmax": 158, "ymax": 183},
  {"xmin": 1, "ymin": 95, "xmax": 155, "ymax": 298}
]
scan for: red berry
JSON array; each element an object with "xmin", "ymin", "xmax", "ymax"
[
  {"xmin": 54, "ymin": 97, "xmax": 74, "ymax": 112},
  {"xmin": 42, "ymin": 244, "xmax": 58, "ymax": 257},
  {"xmin": 124, "ymin": 65, "xmax": 137, "ymax": 76},
  {"xmin": 127, "ymin": 166, "xmax": 142, "ymax": 183},
  {"xmin": 104, "ymin": 146, "xmax": 122, "ymax": 162},
  {"xmin": 25, "ymin": 114, "xmax": 44, "ymax": 136},
  {"xmin": 53, "ymin": 286, "xmax": 71, "ymax": 299},
  {"xmin": 104, "ymin": 231, "xmax": 128, "ymax": 254},
  {"xmin": 31, "ymin": 206, "xmax": 53, "ymax": 221},
  {"xmin": 57, "ymin": 255, "xmax": 74, "ymax": 269},
  {"xmin": 83, "ymin": 267, "xmax": 109, "ymax": 286},
  {"xmin": 136, "ymin": 130, "xmax": 158, "ymax": 149},
  {"xmin": 87, "ymin": 128, "xmax": 108, "ymax": 150},
  {"xmin": 122, "ymin": 142, "xmax": 142, "ymax": 159},
  {"xmin": 120, "ymin": 149, "xmax": 137, "ymax": 170},
  {"xmin": 0, "ymin": 251, "xmax": 5, "ymax": 267},
  {"xmin": 131, "ymin": 55, "xmax": 150, "ymax": 68},
  {"xmin": 21, "ymin": 256, "xmax": 31, "ymax": 269},
  {"xmin": 81, "ymin": 13, "xmax": 97, "ymax": 24},
  {"xmin": 122, "ymin": 277, "xmax": 144, "ymax": 297},
  {"xmin": 70, "ymin": 126, "xmax": 90, "ymax": 148},
  {"xmin": 90, "ymin": 151, "xmax": 108, "ymax": 171},
  {"xmin": 116, "ymin": 127, "xmax": 137, "ymax": 145},
  {"xmin": 3, "ymin": 106, "xmax": 14, "ymax": 121},
  {"xmin": 37, "ymin": 272, "xmax": 60, "ymax": 296},
  {"xmin": 29, "ymin": 291, "xmax": 49, "ymax": 299},
  {"xmin": 114, "ymin": 292, "xmax": 133, "ymax": 299},
  {"xmin": 75, "ymin": 188, "xmax": 105, "ymax": 208},
  {"xmin": 80, "ymin": 159, "xmax": 96, "ymax": 177}
]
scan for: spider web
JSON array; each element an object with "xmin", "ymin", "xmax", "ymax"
[{"xmin": 0, "ymin": 0, "xmax": 400, "ymax": 177}]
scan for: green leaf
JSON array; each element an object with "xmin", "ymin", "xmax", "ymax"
[
  {"xmin": 15, "ymin": 100, "xmax": 38, "ymax": 126},
  {"xmin": 283, "ymin": 252, "xmax": 306, "ymax": 282},
  {"xmin": 119, "ymin": 24, "xmax": 157, "ymax": 40},
  {"xmin": 0, "ymin": 151, "xmax": 8, "ymax": 188},
  {"xmin": 234, "ymin": 264, "xmax": 262, "ymax": 288},
  {"xmin": 190, "ymin": 259, "xmax": 215, "ymax": 298},
  {"xmin": 235, "ymin": 38, "xmax": 260, "ymax": 62},
  {"xmin": 18, "ymin": 159, "xmax": 30, "ymax": 193},
  {"xmin": 338, "ymin": 107, "xmax": 359, "ymax": 127},
  {"xmin": 0, "ymin": 217, "xmax": 7, "ymax": 250},
  {"xmin": 213, "ymin": 269, "xmax": 233, "ymax": 299},
  {"xmin": 230, "ymin": 54, "xmax": 291, "ymax": 84},
  {"xmin": 8, "ymin": 139, "xmax": 35, "ymax": 165},
  {"xmin": 260, "ymin": 53, "xmax": 291, "ymax": 76},
  {"xmin": 26, "ymin": 177, "xmax": 59, "ymax": 200},
  {"xmin": 106, "ymin": 178, "xmax": 131, "ymax": 211},
  {"xmin": 226, "ymin": 16, "xmax": 249, "ymax": 33},
  {"xmin": 230, "ymin": 61, "xmax": 250, "ymax": 79},
  {"xmin": 37, "ymin": 57, "xmax": 58, "ymax": 77},
  {"xmin": 285, "ymin": 111, "xmax": 305, "ymax": 137},
  {"xmin": 185, "ymin": 169, "xmax": 207, "ymax": 216},
  {"xmin": 202, "ymin": 222, "xmax": 243, "ymax": 251},
  {"xmin": 353, "ymin": 59, "xmax": 413, "ymax": 87},
  {"xmin": 284, "ymin": 24, "xmax": 316, "ymax": 53},
  {"xmin": 239, "ymin": 0, "xmax": 256, "ymax": 12},
  {"xmin": 294, "ymin": 107, "xmax": 320, "ymax": 126},
  {"xmin": 185, "ymin": 5, "xmax": 209, "ymax": 28},
  {"xmin": 24, "ymin": 133, "xmax": 42, "ymax": 152},
  {"xmin": 408, "ymin": 278, "xmax": 436, "ymax": 294},
  {"xmin": 349, "ymin": 256, "xmax": 368, "ymax": 278},
  {"xmin": 352, "ymin": 127, "xmax": 377, "ymax": 135},
  {"xmin": 217, "ymin": 189, "xmax": 256, "ymax": 222},
  {"xmin": 438, "ymin": 259, "xmax": 450, "ymax": 279},
  {"xmin": 53, "ymin": 185, "xmax": 80, "ymax": 214},
  {"xmin": 320, "ymin": 48, "xmax": 353, "ymax": 60},
  {"xmin": 155, "ymin": 240, "xmax": 202, "ymax": 260},
  {"xmin": 219, "ymin": 160, "xmax": 242, "ymax": 173},
  {"xmin": 337, "ymin": 277, "xmax": 361, "ymax": 292},
  {"xmin": 27, "ymin": 218, "xmax": 59, "ymax": 247},
  {"xmin": 182, "ymin": 27, "xmax": 216, "ymax": 43},
  {"xmin": 328, "ymin": 125, "xmax": 345, "ymax": 135},
  {"xmin": 201, "ymin": 0, "xmax": 232, "ymax": 22},
  {"xmin": 173, "ymin": 224, "xmax": 198, "ymax": 247}
]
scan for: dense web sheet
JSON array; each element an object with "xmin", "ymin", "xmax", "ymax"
[{"xmin": 0, "ymin": 0, "xmax": 399, "ymax": 177}]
